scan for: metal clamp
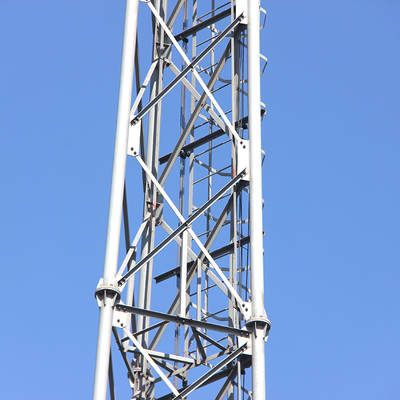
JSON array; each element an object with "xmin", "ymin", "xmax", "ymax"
[
  {"xmin": 245, "ymin": 316, "xmax": 271, "ymax": 342},
  {"xmin": 94, "ymin": 278, "xmax": 121, "ymax": 308}
]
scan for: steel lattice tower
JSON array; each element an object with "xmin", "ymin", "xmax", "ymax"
[{"xmin": 93, "ymin": 1, "xmax": 270, "ymax": 399}]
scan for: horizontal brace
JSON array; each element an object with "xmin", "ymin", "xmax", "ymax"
[
  {"xmin": 115, "ymin": 304, "xmax": 250, "ymax": 338},
  {"xmin": 209, "ymin": 235, "xmax": 250, "ymax": 260},
  {"xmin": 189, "ymin": 283, "xmax": 217, "ymax": 297},
  {"xmin": 174, "ymin": 7, "xmax": 231, "ymax": 42},
  {"xmin": 197, "ymin": 1, "xmax": 231, "ymax": 20},
  {"xmin": 154, "ymin": 236, "xmax": 250, "ymax": 283},
  {"xmin": 159, "ymin": 110, "xmax": 265, "ymax": 164}
]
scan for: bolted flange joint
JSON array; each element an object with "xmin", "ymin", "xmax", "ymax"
[
  {"xmin": 245, "ymin": 316, "xmax": 271, "ymax": 341},
  {"xmin": 94, "ymin": 278, "xmax": 121, "ymax": 308}
]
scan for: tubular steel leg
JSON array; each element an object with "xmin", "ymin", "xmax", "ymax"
[
  {"xmin": 247, "ymin": 1, "xmax": 268, "ymax": 399},
  {"xmin": 93, "ymin": 1, "xmax": 139, "ymax": 399}
]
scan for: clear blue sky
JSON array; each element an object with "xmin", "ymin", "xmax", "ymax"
[{"xmin": 1, "ymin": 1, "xmax": 399, "ymax": 399}]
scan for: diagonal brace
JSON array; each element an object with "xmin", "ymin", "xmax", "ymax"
[
  {"xmin": 171, "ymin": 343, "xmax": 248, "ymax": 400},
  {"xmin": 123, "ymin": 327, "xmax": 180, "ymax": 396},
  {"xmin": 118, "ymin": 157, "xmax": 246, "ymax": 286}
]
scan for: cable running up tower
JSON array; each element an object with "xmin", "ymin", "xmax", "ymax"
[{"xmin": 93, "ymin": 1, "xmax": 270, "ymax": 399}]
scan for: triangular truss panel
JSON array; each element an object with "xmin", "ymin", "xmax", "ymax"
[{"xmin": 93, "ymin": 1, "xmax": 270, "ymax": 399}]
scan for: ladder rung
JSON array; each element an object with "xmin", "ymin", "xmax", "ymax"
[
  {"xmin": 197, "ymin": 2, "xmax": 231, "ymax": 20},
  {"xmin": 189, "ymin": 284, "xmax": 218, "ymax": 297},
  {"xmin": 211, "ymin": 82, "xmax": 231, "ymax": 94},
  {"xmin": 193, "ymin": 165, "xmax": 231, "ymax": 185},
  {"xmin": 195, "ymin": 139, "xmax": 231, "ymax": 157}
]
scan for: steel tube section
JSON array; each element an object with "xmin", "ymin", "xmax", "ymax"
[
  {"xmin": 215, "ymin": 368, "xmax": 238, "ymax": 400},
  {"xmin": 93, "ymin": 1, "xmax": 139, "ymax": 399},
  {"xmin": 180, "ymin": 230, "xmax": 188, "ymax": 317},
  {"xmin": 130, "ymin": 59, "xmax": 158, "ymax": 115},
  {"xmin": 247, "ymin": 1, "xmax": 267, "ymax": 400},
  {"xmin": 93, "ymin": 299, "xmax": 115, "ymax": 400},
  {"xmin": 112, "ymin": 327, "xmax": 136, "ymax": 383},
  {"xmin": 174, "ymin": 7, "xmax": 231, "ymax": 42},
  {"xmin": 166, "ymin": 0, "xmax": 185, "ymax": 29}
]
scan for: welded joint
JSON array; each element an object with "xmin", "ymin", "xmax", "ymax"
[{"xmin": 94, "ymin": 278, "xmax": 121, "ymax": 308}]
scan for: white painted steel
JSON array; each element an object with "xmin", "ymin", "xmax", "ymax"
[
  {"xmin": 248, "ymin": 1, "xmax": 267, "ymax": 399},
  {"xmin": 180, "ymin": 230, "xmax": 188, "ymax": 317},
  {"xmin": 93, "ymin": 294, "xmax": 115, "ymax": 400},
  {"xmin": 93, "ymin": 0, "xmax": 139, "ymax": 399}
]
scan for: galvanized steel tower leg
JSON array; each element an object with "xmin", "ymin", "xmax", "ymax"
[
  {"xmin": 93, "ymin": 1, "xmax": 139, "ymax": 399},
  {"xmin": 247, "ymin": 1, "xmax": 269, "ymax": 399}
]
